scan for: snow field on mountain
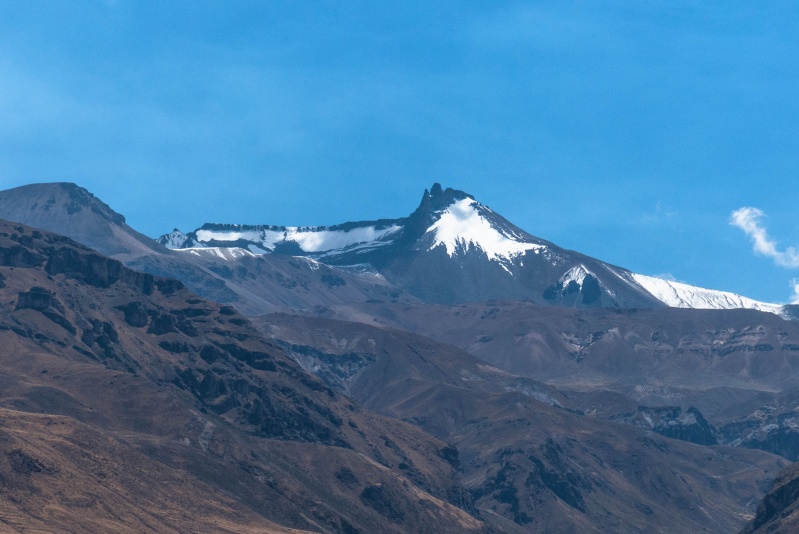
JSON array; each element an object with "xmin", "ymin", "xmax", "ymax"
[
  {"xmin": 194, "ymin": 228, "xmax": 282, "ymax": 249},
  {"xmin": 180, "ymin": 247, "xmax": 255, "ymax": 261},
  {"xmin": 631, "ymin": 273, "xmax": 783, "ymax": 315},
  {"xmin": 160, "ymin": 229, "xmax": 190, "ymax": 249},
  {"xmin": 426, "ymin": 198, "xmax": 545, "ymax": 261},
  {"xmin": 559, "ymin": 265, "xmax": 592, "ymax": 288},
  {"xmin": 193, "ymin": 225, "xmax": 401, "ymax": 253},
  {"xmin": 287, "ymin": 225, "xmax": 401, "ymax": 252}
]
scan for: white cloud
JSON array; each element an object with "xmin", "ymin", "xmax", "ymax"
[
  {"xmin": 791, "ymin": 279, "xmax": 799, "ymax": 305},
  {"xmin": 730, "ymin": 207, "xmax": 799, "ymax": 268}
]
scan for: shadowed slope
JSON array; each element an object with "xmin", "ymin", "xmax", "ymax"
[{"xmin": 742, "ymin": 462, "xmax": 799, "ymax": 534}]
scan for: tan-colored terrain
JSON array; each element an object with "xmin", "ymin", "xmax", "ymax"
[{"xmin": 0, "ymin": 219, "xmax": 483, "ymax": 533}]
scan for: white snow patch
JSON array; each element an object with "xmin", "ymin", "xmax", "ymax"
[
  {"xmin": 160, "ymin": 229, "xmax": 193, "ymax": 249},
  {"xmin": 177, "ymin": 247, "xmax": 255, "ymax": 261},
  {"xmin": 285, "ymin": 225, "xmax": 401, "ymax": 252},
  {"xmin": 426, "ymin": 198, "xmax": 545, "ymax": 261},
  {"xmin": 195, "ymin": 229, "xmax": 264, "ymax": 243},
  {"xmin": 631, "ymin": 273, "xmax": 784, "ymax": 315},
  {"xmin": 194, "ymin": 225, "xmax": 401, "ymax": 254},
  {"xmin": 257, "ymin": 230, "xmax": 286, "ymax": 250},
  {"xmin": 337, "ymin": 263, "xmax": 389, "ymax": 281},
  {"xmin": 560, "ymin": 265, "xmax": 591, "ymax": 288},
  {"xmin": 295, "ymin": 256, "xmax": 322, "ymax": 270},
  {"xmin": 247, "ymin": 244, "xmax": 268, "ymax": 255}
]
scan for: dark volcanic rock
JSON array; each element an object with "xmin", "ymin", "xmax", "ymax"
[
  {"xmin": 721, "ymin": 416, "xmax": 799, "ymax": 461},
  {"xmin": 0, "ymin": 243, "xmax": 44, "ymax": 267},
  {"xmin": 116, "ymin": 301, "xmax": 150, "ymax": 327},
  {"xmin": 611, "ymin": 406, "xmax": 718, "ymax": 446},
  {"xmin": 743, "ymin": 462, "xmax": 799, "ymax": 533},
  {"xmin": 45, "ymin": 246, "xmax": 123, "ymax": 287},
  {"xmin": 16, "ymin": 286, "xmax": 63, "ymax": 313},
  {"xmin": 360, "ymin": 484, "xmax": 406, "ymax": 523},
  {"xmin": 7, "ymin": 449, "xmax": 53, "ymax": 475},
  {"xmin": 15, "ymin": 287, "xmax": 76, "ymax": 335}
]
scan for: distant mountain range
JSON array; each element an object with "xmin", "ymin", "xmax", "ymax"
[
  {"xmin": 0, "ymin": 181, "xmax": 785, "ymax": 317},
  {"xmin": 158, "ymin": 182, "xmax": 788, "ymax": 316}
]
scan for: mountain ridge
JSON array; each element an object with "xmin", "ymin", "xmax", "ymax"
[
  {"xmin": 157, "ymin": 182, "xmax": 786, "ymax": 316},
  {"xmin": 0, "ymin": 181, "xmax": 786, "ymax": 316}
]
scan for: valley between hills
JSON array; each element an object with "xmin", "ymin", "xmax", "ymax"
[{"xmin": 1, "ymin": 182, "xmax": 798, "ymax": 532}]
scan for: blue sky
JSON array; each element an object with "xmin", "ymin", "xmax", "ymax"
[{"xmin": 1, "ymin": 1, "xmax": 798, "ymax": 302}]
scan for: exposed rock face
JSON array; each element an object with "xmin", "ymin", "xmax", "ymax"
[
  {"xmin": 742, "ymin": 462, "xmax": 799, "ymax": 533},
  {"xmin": 610, "ymin": 406, "xmax": 718, "ymax": 446},
  {"xmin": 16, "ymin": 286, "xmax": 63, "ymax": 312},
  {"xmin": 14, "ymin": 286, "xmax": 76, "ymax": 335},
  {"xmin": 718, "ymin": 402, "xmax": 799, "ymax": 461}
]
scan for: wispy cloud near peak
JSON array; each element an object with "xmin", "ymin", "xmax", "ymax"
[
  {"xmin": 730, "ymin": 207, "xmax": 799, "ymax": 268},
  {"xmin": 790, "ymin": 279, "xmax": 799, "ymax": 304}
]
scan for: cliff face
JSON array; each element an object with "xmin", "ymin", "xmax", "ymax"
[{"xmin": 743, "ymin": 462, "xmax": 799, "ymax": 534}]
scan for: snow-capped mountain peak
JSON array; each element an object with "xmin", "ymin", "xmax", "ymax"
[
  {"xmin": 159, "ymin": 228, "xmax": 196, "ymax": 249},
  {"xmin": 425, "ymin": 197, "xmax": 545, "ymax": 261},
  {"xmin": 157, "ymin": 184, "xmax": 548, "ymax": 266},
  {"xmin": 152, "ymin": 183, "xmax": 792, "ymax": 317}
]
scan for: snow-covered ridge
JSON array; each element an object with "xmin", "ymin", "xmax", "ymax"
[
  {"xmin": 631, "ymin": 273, "xmax": 784, "ymax": 315},
  {"xmin": 426, "ymin": 198, "xmax": 545, "ymax": 261},
  {"xmin": 179, "ymin": 224, "xmax": 402, "ymax": 255},
  {"xmin": 287, "ymin": 225, "xmax": 401, "ymax": 252},
  {"xmin": 160, "ymin": 229, "xmax": 193, "ymax": 249}
]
